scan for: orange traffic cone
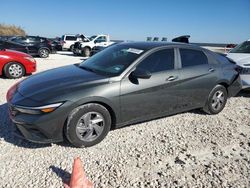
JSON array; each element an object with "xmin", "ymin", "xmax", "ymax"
[{"xmin": 64, "ymin": 157, "xmax": 93, "ymax": 188}]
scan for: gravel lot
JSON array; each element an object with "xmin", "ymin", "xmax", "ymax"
[{"xmin": 0, "ymin": 52, "xmax": 249, "ymax": 188}]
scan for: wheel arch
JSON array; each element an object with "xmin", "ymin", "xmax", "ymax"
[
  {"xmin": 216, "ymin": 80, "xmax": 230, "ymax": 93},
  {"xmin": 69, "ymin": 97, "xmax": 118, "ymax": 130},
  {"xmin": 82, "ymin": 45, "xmax": 91, "ymax": 50}
]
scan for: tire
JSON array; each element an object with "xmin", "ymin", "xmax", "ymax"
[
  {"xmin": 65, "ymin": 103, "xmax": 111, "ymax": 147},
  {"xmin": 70, "ymin": 45, "xmax": 74, "ymax": 52},
  {"xmin": 4, "ymin": 62, "xmax": 25, "ymax": 79},
  {"xmin": 82, "ymin": 47, "xmax": 91, "ymax": 57},
  {"xmin": 203, "ymin": 85, "xmax": 228, "ymax": 114},
  {"xmin": 38, "ymin": 48, "xmax": 49, "ymax": 58}
]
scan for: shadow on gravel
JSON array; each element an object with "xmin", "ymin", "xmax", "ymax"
[
  {"xmin": 50, "ymin": 165, "xmax": 70, "ymax": 184},
  {"xmin": 0, "ymin": 103, "xmax": 51, "ymax": 149},
  {"xmin": 235, "ymin": 89, "xmax": 250, "ymax": 98}
]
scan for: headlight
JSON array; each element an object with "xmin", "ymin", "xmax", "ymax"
[
  {"xmin": 24, "ymin": 56, "xmax": 36, "ymax": 63},
  {"xmin": 15, "ymin": 102, "xmax": 63, "ymax": 115}
]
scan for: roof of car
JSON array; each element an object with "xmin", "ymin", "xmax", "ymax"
[{"xmin": 118, "ymin": 41, "xmax": 200, "ymax": 50}]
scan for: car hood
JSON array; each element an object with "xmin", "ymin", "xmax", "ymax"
[
  {"xmin": 227, "ymin": 53, "xmax": 250, "ymax": 67},
  {"xmin": 2, "ymin": 49, "xmax": 30, "ymax": 57},
  {"xmin": 17, "ymin": 64, "xmax": 109, "ymax": 102}
]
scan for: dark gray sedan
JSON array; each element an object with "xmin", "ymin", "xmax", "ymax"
[{"xmin": 7, "ymin": 42, "xmax": 241, "ymax": 147}]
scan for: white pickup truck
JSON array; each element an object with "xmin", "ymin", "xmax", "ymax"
[{"xmin": 73, "ymin": 34, "xmax": 114, "ymax": 57}]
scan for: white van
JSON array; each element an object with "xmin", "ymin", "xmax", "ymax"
[{"xmin": 61, "ymin": 34, "xmax": 82, "ymax": 51}]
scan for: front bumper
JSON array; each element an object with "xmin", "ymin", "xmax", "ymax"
[{"xmin": 8, "ymin": 101, "xmax": 73, "ymax": 144}]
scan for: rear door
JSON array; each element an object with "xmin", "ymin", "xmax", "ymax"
[
  {"xmin": 120, "ymin": 48, "xmax": 181, "ymax": 123},
  {"xmin": 177, "ymin": 48, "xmax": 218, "ymax": 108}
]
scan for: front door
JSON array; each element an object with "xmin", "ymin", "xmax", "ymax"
[{"xmin": 120, "ymin": 48, "xmax": 181, "ymax": 123}]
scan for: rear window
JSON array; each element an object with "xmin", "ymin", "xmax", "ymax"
[
  {"xmin": 65, "ymin": 36, "xmax": 77, "ymax": 41},
  {"xmin": 180, "ymin": 49, "xmax": 208, "ymax": 67}
]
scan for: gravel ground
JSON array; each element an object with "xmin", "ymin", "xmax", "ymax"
[{"xmin": 0, "ymin": 52, "xmax": 249, "ymax": 188}]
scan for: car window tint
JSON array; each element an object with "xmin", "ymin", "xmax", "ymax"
[
  {"xmin": 230, "ymin": 41, "xmax": 250, "ymax": 53},
  {"xmin": 180, "ymin": 49, "xmax": 208, "ymax": 67},
  {"xmin": 65, "ymin": 36, "xmax": 77, "ymax": 41},
  {"xmin": 95, "ymin": 36, "xmax": 107, "ymax": 43},
  {"xmin": 137, "ymin": 49, "xmax": 175, "ymax": 73}
]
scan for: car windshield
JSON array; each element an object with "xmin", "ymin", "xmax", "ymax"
[
  {"xmin": 89, "ymin": 35, "xmax": 97, "ymax": 41},
  {"xmin": 230, "ymin": 41, "xmax": 250, "ymax": 53},
  {"xmin": 79, "ymin": 44, "xmax": 145, "ymax": 77}
]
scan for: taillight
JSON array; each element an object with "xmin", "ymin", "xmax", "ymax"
[
  {"xmin": 6, "ymin": 82, "xmax": 20, "ymax": 102},
  {"xmin": 235, "ymin": 65, "xmax": 242, "ymax": 73}
]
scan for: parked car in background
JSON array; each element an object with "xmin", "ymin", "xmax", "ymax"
[
  {"xmin": 73, "ymin": 34, "xmax": 114, "ymax": 57},
  {"xmin": 0, "ymin": 40, "xmax": 29, "ymax": 54},
  {"xmin": 48, "ymin": 38, "xmax": 63, "ymax": 52},
  {"xmin": 0, "ymin": 47, "xmax": 36, "ymax": 78},
  {"xmin": 0, "ymin": 36, "xmax": 15, "ymax": 41},
  {"xmin": 61, "ymin": 34, "xmax": 87, "ymax": 51},
  {"xmin": 9, "ymin": 36, "xmax": 52, "ymax": 58},
  {"xmin": 227, "ymin": 39, "xmax": 250, "ymax": 88},
  {"xmin": 7, "ymin": 42, "xmax": 241, "ymax": 147}
]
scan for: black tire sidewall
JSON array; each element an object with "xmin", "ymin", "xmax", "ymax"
[
  {"xmin": 4, "ymin": 62, "xmax": 25, "ymax": 79},
  {"xmin": 206, "ymin": 85, "xmax": 228, "ymax": 114},
  {"xmin": 38, "ymin": 48, "xmax": 49, "ymax": 58},
  {"xmin": 83, "ymin": 47, "xmax": 90, "ymax": 57},
  {"xmin": 70, "ymin": 45, "xmax": 74, "ymax": 51},
  {"xmin": 65, "ymin": 103, "xmax": 111, "ymax": 147}
]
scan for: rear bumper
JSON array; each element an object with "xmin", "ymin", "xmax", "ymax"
[
  {"xmin": 228, "ymin": 74, "xmax": 242, "ymax": 97},
  {"xmin": 240, "ymin": 74, "xmax": 250, "ymax": 89}
]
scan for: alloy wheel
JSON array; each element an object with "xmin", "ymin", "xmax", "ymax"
[
  {"xmin": 211, "ymin": 90, "xmax": 225, "ymax": 111},
  {"xmin": 76, "ymin": 112, "xmax": 105, "ymax": 142},
  {"xmin": 9, "ymin": 64, "xmax": 23, "ymax": 78}
]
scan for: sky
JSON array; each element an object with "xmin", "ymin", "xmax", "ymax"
[{"xmin": 1, "ymin": 0, "xmax": 250, "ymax": 43}]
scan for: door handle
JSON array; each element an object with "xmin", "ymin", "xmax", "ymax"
[
  {"xmin": 166, "ymin": 76, "xmax": 178, "ymax": 81},
  {"xmin": 208, "ymin": 68, "xmax": 215, "ymax": 72}
]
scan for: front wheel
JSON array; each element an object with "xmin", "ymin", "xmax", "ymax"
[
  {"xmin": 4, "ymin": 62, "xmax": 25, "ymax": 79},
  {"xmin": 65, "ymin": 103, "xmax": 111, "ymax": 147},
  {"xmin": 38, "ymin": 48, "xmax": 49, "ymax": 58},
  {"xmin": 70, "ymin": 45, "xmax": 74, "ymax": 51},
  {"xmin": 203, "ymin": 85, "xmax": 228, "ymax": 114},
  {"xmin": 82, "ymin": 47, "xmax": 91, "ymax": 57}
]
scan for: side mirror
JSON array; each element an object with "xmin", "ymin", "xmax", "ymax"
[{"xmin": 131, "ymin": 68, "xmax": 151, "ymax": 79}]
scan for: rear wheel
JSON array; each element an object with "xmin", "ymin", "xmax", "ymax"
[
  {"xmin": 65, "ymin": 103, "xmax": 111, "ymax": 147},
  {"xmin": 38, "ymin": 48, "xmax": 49, "ymax": 58},
  {"xmin": 203, "ymin": 85, "xmax": 228, "ymax": 114},
  {"xmin": 4, "ymin": 62, "xmax": 25, "ymax": 79}
]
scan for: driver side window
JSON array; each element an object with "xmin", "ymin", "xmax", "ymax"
[
  {"xmin": 95, "ymin": 36, "xmax": 107, "ymax": 43},
  {"xmin": 137, "ymin": 49, "xmax": 175, "ymax": 73}
]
